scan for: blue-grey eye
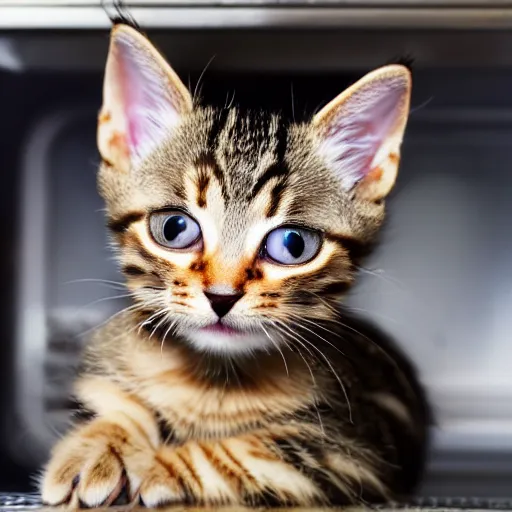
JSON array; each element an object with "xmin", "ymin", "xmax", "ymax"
[
  {"xmin": 264, "ymin": 227, "xmax": 322, "ymax": 265},
  {"xmin": 149, "ymin": 211, "xmax": 201, "ymax": 249}
]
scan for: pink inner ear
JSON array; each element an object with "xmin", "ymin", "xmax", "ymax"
[
  {"xmin": 125, "ymin": 90, "xmax": 141, "ymax": 151},
  {"xmin": 116, "ymin": 58, "xmax": 141, "ymax": 150},
  {"xmin": 113, "ymin": 34, "xmax": 182, "ymax": 162},
  {"xmin": 321, "ymin": 81, "xmax": 405, "ymax": 189},
  {"xmin": 125, "ymin": 85, "xmax": 151, "ymax": 153}
]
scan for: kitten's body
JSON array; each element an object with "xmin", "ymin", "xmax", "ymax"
[
  {"xmin": 40, "ymin": 22, "xmax": 429, "ymax": 509},
  {"xmin": 77, "ymin": 309, "xmax": 427, "ymax": 507}
]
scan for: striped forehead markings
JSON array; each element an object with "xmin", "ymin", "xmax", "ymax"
[
  {"xmin": 190, "ymin": 108, "xmax": 292, "ymax": 223},
  {"xmin": 249, "ymin": 120, "xmax": 289, "ymax": 197}
]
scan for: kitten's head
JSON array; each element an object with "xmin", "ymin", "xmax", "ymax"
[{"xmin": 97, "ymin": 24, "xmax": 411, "ymax": 356}]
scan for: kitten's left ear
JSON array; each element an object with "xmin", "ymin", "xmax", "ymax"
[
  {"xmin": 98, "ymin": 24, "xmax": 193, "ymax": 172},
  {"xmin": 313, "ymin": 65, "xmax": 411, "ymax": 202}
]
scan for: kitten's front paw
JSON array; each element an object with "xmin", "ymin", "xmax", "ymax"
[{"xmin": 40, "ymin": 419, "xmax": 182, "ymax": 509}]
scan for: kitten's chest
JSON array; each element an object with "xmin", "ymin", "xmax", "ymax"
[{"xmin": 123, "ymin": 344, "xmax": 319, "ymax": 440}]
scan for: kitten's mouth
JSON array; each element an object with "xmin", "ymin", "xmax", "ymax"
[
  {"xmin": 188, "ymin": 322, "xmax": 272, "ymax": 353},
  {"xmin": 200, "ymin": 322, "xmax": 240, "ymax": 336}
]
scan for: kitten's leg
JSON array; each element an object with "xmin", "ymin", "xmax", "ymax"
[
  {"xmin": 153, "ymin": 425, "xmax": 389, "ymax": 507},
  {"xmin": 41, "ymin": 378, "xmax": 393, "ymax": 508},
  {"xmin": 40, "ymin": 378, "xmax": 179, "ymax": 508}
]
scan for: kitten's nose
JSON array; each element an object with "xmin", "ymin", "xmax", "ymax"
[{"xmin": 204, "ymin": 292, "xmax": 243, "ymax": 318}]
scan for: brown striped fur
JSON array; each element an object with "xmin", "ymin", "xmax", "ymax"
[{"xmin": 40, "ymin": 23, "xmax": 429, "ymax": 509}]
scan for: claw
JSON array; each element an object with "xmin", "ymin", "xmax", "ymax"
[
  {"xmin": 111, "ymin": 484, "xmax": 131, "ymax": 506},
  {"xmin": 106, "ymin": 473, "xmax": 131, "ymax": 507},
  {"xmin": 78, "ymin": 498, "xmax": 93, "ymax": 509}
]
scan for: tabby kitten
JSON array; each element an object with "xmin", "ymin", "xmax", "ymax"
[{"xmin": 40, "ymin": 21, "xmax": 429, "ymax": 509}]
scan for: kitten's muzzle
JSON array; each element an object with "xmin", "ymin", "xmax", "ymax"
[{"xmin": 204, "ymin": 291, "xmax": 243, "ymax": 318}]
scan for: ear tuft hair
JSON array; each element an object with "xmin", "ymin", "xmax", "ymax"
[
  {"xmin": 385, "ymin": 54, "xmax": 415, "ymax": 74},
  {"xmin": 102, "ymin": 0, "xmax": 141, "ymax": 30}
]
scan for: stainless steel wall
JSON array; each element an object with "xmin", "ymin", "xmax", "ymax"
[{"xmin": 1, "ymin": 10, "xmax": 512, "ymax": 494}]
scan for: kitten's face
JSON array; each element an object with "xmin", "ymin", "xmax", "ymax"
[{"xmin": 97, "ymin": 25, "xmax": 411, "ymax": 355}]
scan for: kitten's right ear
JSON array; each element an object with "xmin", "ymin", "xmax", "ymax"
[{"xmin": 98, "ymin": 24, "xmax": 193, "ymax": 172}]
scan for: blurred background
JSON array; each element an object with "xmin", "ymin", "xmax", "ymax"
[{"xmin": 1, "ymin": 0, "xmax": 512, "ymax": 500}]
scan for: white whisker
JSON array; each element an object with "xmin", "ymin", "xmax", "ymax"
[
  {"xmin": 138, "ymin": 308, "xmax": 167, "ymax": 335},
  {"xmin": 270, "ymin": 320, "xmax": 325, "ymax": 436},
  {"xmin": 76, "ymin": 293, "xmax": 133, "ymax": 312},
  {"xmin": 356, "ymin": 266, "xmax": 404, "ymax": 288},
  {"xmin": 193, "ymin": 54, "xmax": 216, "ymax": 103},
  {"xmin": 273, "ymin": 319, "xmax": 352, "ymax": 424},
  {"xmin": 161, "ymin": 319, "xmax": 176, "ymax": 356},
  {"xmin": 286, "ymin": 312, "xmax": 346, "ymax": 357},
  {"xmin": 76, "ymin": 303, "xmax": 142, "ymax": 338},
  {"xmin": 64, "ymin": 278, "xmax": 126, "ymax": 289},
  {"xmin": 260, "ymin": 323, "xmax": 289, "ymax": 377},
  {"xmin": 149, "ymin": 313, "xmax": 171, "ymax": 341}
]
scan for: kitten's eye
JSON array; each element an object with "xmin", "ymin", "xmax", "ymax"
[
  {"xmin": 149, "ymin": 211, "xmax": 201, "ymax": 249},
  {"xmin": 264, "ymin": 227, "xmax": 322, "ymax": 265}
]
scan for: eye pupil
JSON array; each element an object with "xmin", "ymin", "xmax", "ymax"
[
  {"xmin": 284, "ymin": 230, "xmax": 305, "ymax": 258},
  {"xmin": 163, "ymin": 216, "xmax": 187, "ymax": 242}
]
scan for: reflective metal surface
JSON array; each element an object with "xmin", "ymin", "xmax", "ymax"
[
  {"xmin": 2, "ymin": 2, "xmax": 512, "ymax": 30},
  {"xmin": 1, "ymin": 11, "xmax": 512, "ymax": 497}
]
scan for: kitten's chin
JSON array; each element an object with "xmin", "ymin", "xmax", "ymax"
[{"xmin": 184, "ymin": 325, "xmax": 273, "ymax": 355}]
